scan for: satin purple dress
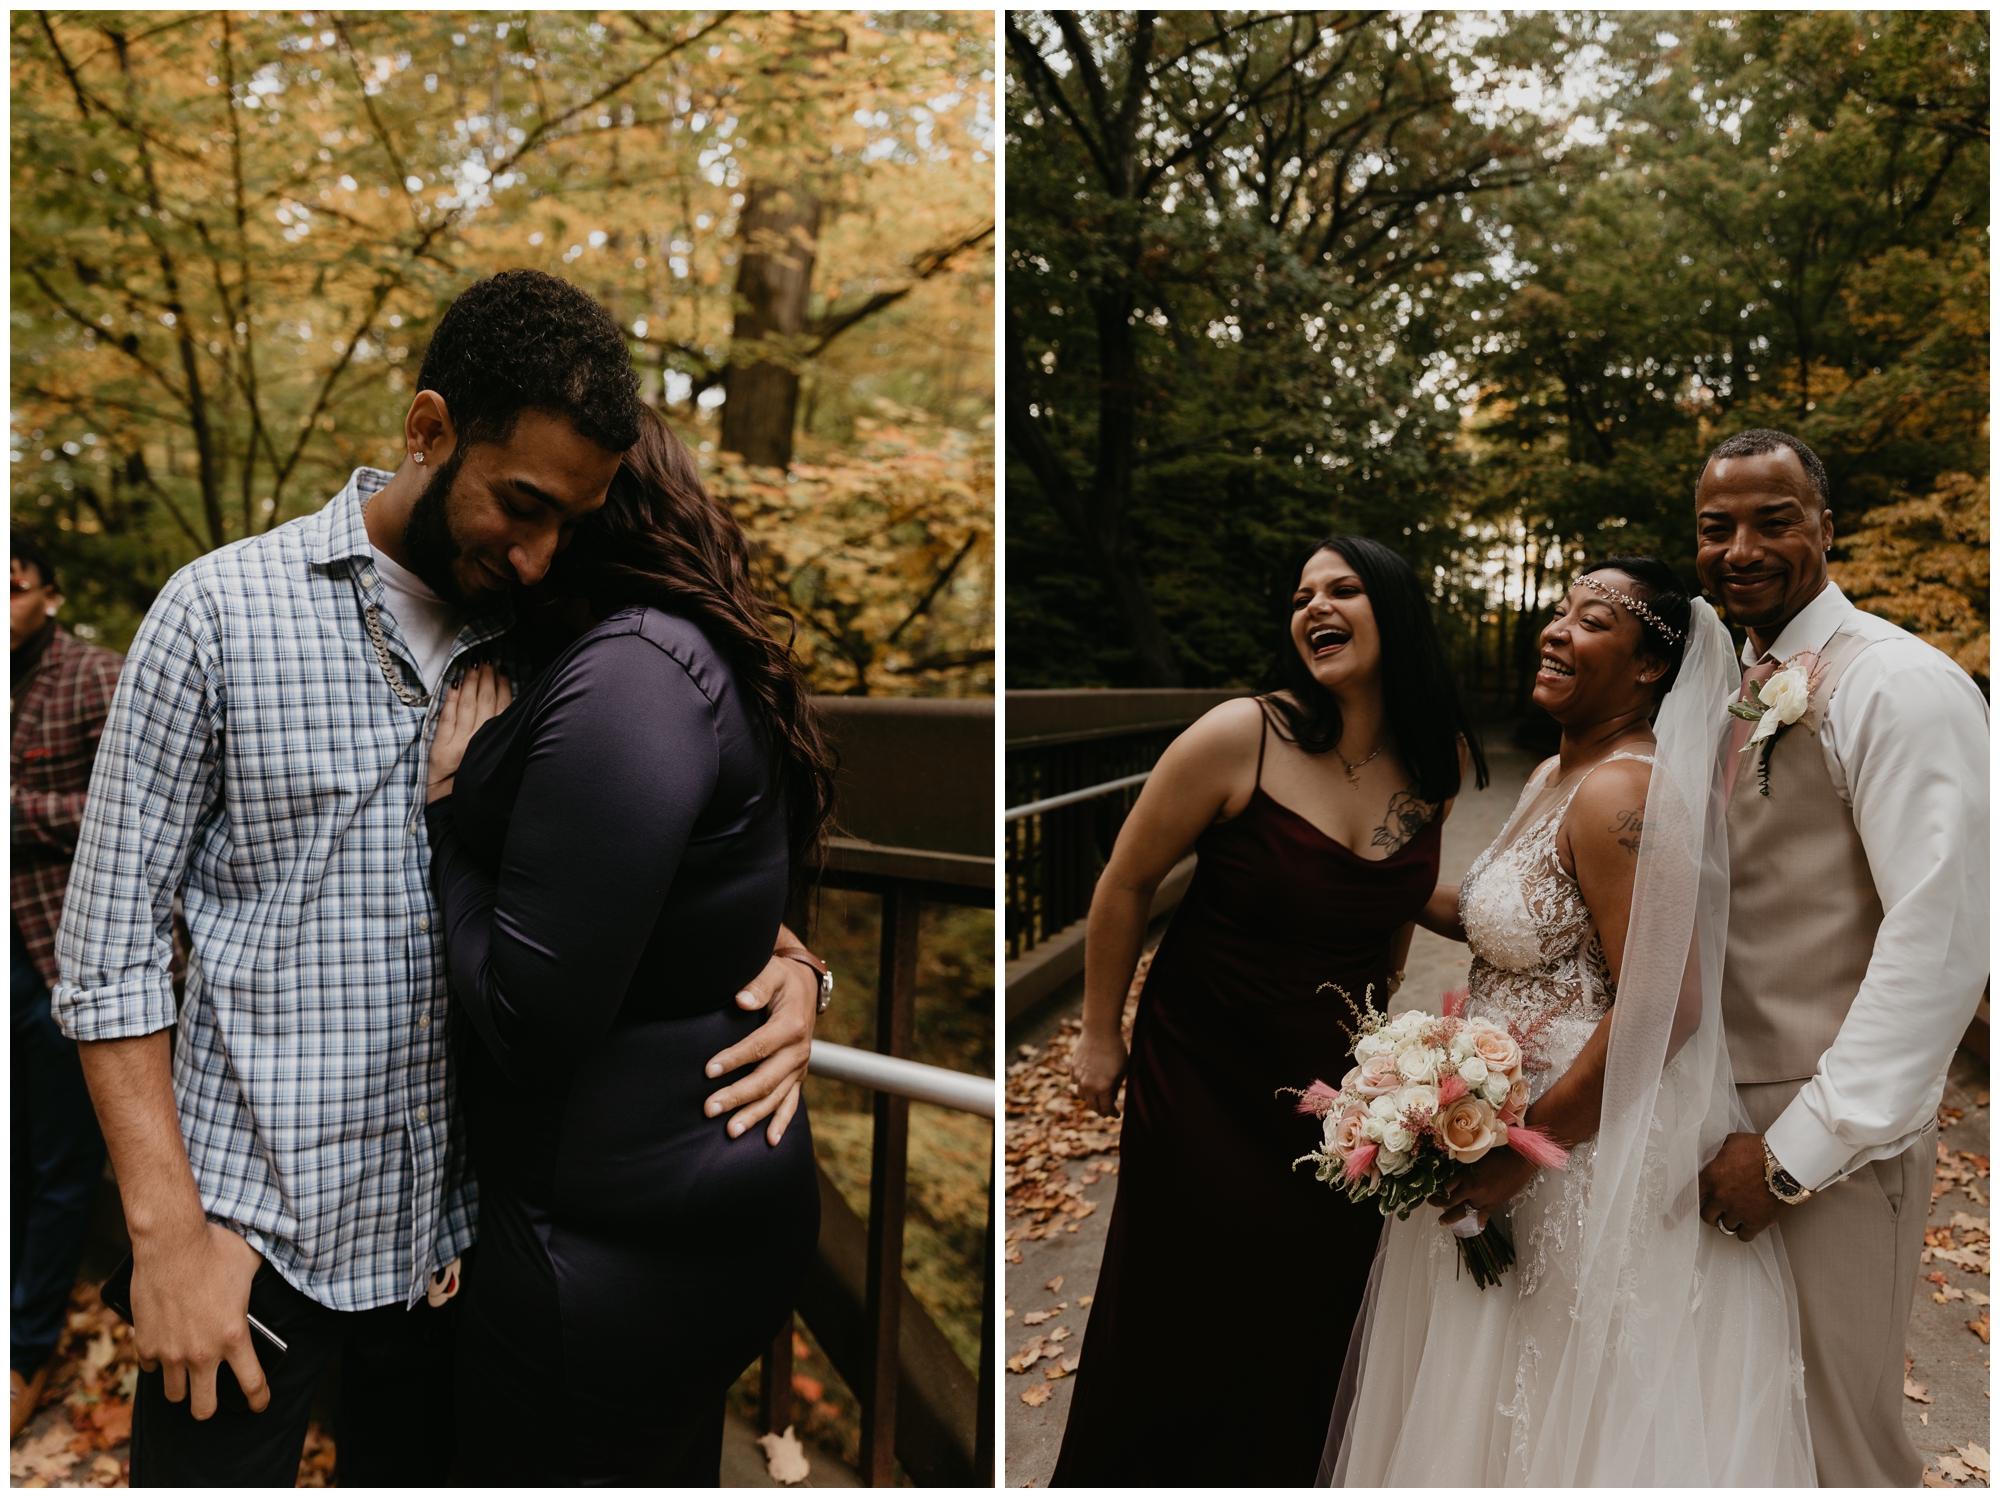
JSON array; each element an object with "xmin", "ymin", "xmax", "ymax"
[
  {"xmin": 425, "ymin": 606, "xmax": 819, "ymax": 1485},
  {"xmin": 1052, "ymin": 715, "xmax": 1441, "ymax": 1487}
]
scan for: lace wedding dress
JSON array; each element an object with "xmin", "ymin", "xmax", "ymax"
[{"xmin": 1325, "ymin": 607, "xmax": 1815, "ymax": 1486}]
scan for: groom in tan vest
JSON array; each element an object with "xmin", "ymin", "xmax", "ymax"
[{"xmin": 1693, "ymin": 429, "xmax": 1988, "ymax": 1486}]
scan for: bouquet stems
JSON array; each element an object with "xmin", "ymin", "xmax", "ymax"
[{"xmin": 1455, "ymin": 1218, "xmax": 1516, "ymax": 1291}]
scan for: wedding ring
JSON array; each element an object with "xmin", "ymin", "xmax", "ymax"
[{"xmin": 1719, "ymin": 1223, "xmax": 1739, "ymax": 1237}]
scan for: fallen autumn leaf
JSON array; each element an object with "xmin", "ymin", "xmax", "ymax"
[{"xmin": 755, "ymin": 1425, "xmax": 811, "ymax": 1486}]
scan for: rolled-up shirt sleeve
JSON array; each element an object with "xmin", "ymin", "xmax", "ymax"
[
  {"xmin": 1764, "ymin": 641, "xmax": 1990, "ymax": 1190},
  {"xmin": 51, "ymin": 571, "xmax": 224, "ymax": 1042}
]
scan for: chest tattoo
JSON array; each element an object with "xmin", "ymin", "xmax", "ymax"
[{"xmin": 1371, "ymin": 789, "xmax": 1435, "ymax": 855}]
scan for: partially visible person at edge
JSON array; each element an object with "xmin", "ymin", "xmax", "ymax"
[
  {"xmin": 1051, "ymin": 535, "xmax": 1488, "ymax": 1486},
  {"xmin": 11, "ymin": 535, "xmax": 123, "ymax": 1438},
  {"xmin": 1690, "ymin": 428, "xmax": 1988, "ymax": 1487},
  {"xmin": 420, "ymin": 408, "xmax": 834, "ymax": 1483},
  {"xmin": 52, "ymin": 269, "xmax": 829, "ymax": 1486}
]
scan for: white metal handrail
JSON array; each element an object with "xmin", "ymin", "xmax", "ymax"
[
  {"xmin": 809, "ymin": 1040, "xmax": 995, "ymax": 1118},
  {"xmin": 1003, "ymin": 769, "xmax": 1152, "ymax": 822}
]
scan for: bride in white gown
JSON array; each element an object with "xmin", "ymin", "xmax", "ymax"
[{"xmin": 1325, "ymin": 559, "xmax": 1814, "ymax": 1487}]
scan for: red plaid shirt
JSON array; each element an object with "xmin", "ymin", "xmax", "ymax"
[{"xmin": 12, "ymin": 626, "xmax": 124, "ymax": 987}]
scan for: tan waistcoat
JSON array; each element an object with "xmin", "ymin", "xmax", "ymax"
[{"xmin": 1721, "ymin": 626, "xmax": 1883, "ymax": 1088}]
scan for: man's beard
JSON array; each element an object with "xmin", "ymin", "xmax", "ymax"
[{"xmin": 402, "ymin": 448, "xmax": 480, "ymax": 608}]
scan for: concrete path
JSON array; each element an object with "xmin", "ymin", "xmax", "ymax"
[{"xmin": 1004, "ymin": 741, "xmax": 1991, "ymax": 1487}]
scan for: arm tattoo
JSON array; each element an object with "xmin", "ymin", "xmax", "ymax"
[
  {"xmin": 1611, "ymin": 808, "xmax": 1646, "ymax": 856},
  {"xmin": 1371, "ymin": 790, "xmax": 1434, "ymax": 855}
]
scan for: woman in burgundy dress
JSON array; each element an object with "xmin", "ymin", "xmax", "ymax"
[{"xmin": 1053, "ymin": 535, "xmax": 1487, "ymax": 1486}]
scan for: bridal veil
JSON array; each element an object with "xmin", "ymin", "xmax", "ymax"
[{"xmin": 1323, "ymin": 598, "xmax": 1815, "ymax": 1485}]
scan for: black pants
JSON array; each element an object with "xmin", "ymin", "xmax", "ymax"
[
  {"xmin": 11, "ymin": 923, "xmax": 106, "ymax": 1377},
  {"xmin": 129, "ymin": 1260, "xmax": 459, "ymax": 1487}
]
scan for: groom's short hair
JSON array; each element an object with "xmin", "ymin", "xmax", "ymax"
[
  {"xmin": 416, "ymin": 269, "xmax": 643, "ymax": 455},
  {"xmin": 1701, "ymin": 428, "xmax": 1829, "ymax": 512}
]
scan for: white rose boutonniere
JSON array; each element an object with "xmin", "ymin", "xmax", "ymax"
[{"xmin": 1726, "ymin": 651, "xmax": 1825, "ymax": 796}]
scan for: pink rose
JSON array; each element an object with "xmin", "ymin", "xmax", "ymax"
[
  {"xmin": 1437, "ymin": 1097, "xmax": 1502, "ymax": 1164},
  {"xmin": 1328, "ymin": 1107, "xmax": 1369, "ymax": 1156},
  {"xmin": 1348, "ymin": 1054, "xmax": 1404, "ymax": 1099},
  {"xmin": 1468, "ymin": 1022, "xmax": 1522, "ymax": 1075},
  {"xmin": 1502, "ymin": 1076, "xmax": 1530, "ymax": 1121}
]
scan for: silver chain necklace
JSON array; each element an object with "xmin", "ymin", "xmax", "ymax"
[
  {"xmin": 1337, "ymin": 741, "xmax": 1384, "ymax": 785},
  {"xmin": 363, "ymin": 602, "xmax": 430, "ymax": 707}
]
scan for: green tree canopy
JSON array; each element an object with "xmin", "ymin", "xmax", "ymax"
[{"xmin": 1006, "ymin": 11, "xmax": 1988, "ymax": 698}]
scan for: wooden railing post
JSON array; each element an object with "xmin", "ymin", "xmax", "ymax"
[
  {"xmin": 974, "ymin": 1165, "xmax": 995, "ymax": 1482},
  {"xmin": 859, "ymin": 883, "xmax": 919, "ymax": 1485},
  {"xmin": 759, "ymin": 1315, "xmax": 795, "ymax": 1434}
]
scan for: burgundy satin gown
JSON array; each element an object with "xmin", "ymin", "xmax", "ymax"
[{"xmin": 1051, "ymin": 715, "xmax": 1442, "ymax": 1487}]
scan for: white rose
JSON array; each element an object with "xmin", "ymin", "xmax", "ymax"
[
  {"xmin": 1354, "ymin": 1032, "xmax": 1391, "ymax": 1060},
  {"xmin": 1378, "ymin": 1148, "xmax": 1414, "ymax": 1177},
  {"xmin": 1748, "ymin": 666, "xmax": 1812, "ymax": 745},
  {"xmin": 1361, "ymin": 1114, "xmax": 1386, "ymax": 1143},
  {"xmin": 1401, "ymin": 1084, "xmax": 1440, "ymax": 1119},
  {"xmin": 1457, "ymin": 1056, "xmax": 1489, "ymax": 1087},
  {"xmin": 1368, "ymin": 1094, "xmax": 1399, "ymax": 1122},
  {"xmin": 1450, "ymin": 1030, "xmax": 1478, "ymax": 1061},
  {"xmin": 1481, "ymin": 1072, "xmax": 1511, "ymax": 1108},
  {"xmin": 1395, "ymin": 1045, "xmax": 1441, "ymax": 1084},
  {"xmin": 1760, "ymin": 667, "xmax": 1811, "ymax": 722},
  {"xmin": 1381, "ymin": 1123, "xmax": 1413, "ymax": 1154}
]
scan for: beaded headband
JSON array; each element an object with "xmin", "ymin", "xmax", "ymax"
[{"xmin": 1570, "ymin": 572, "xmax": 1684, "ymax": 645}]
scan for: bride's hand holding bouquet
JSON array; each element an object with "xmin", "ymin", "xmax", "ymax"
[{"xmin": 1290, "ymin": 988, "xmax": 1569, "ymax": 1288}]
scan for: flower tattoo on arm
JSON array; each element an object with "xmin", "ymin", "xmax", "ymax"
[{"xmin": 1371, "ymin": 790, "xmax": 1434, "ymax": 856}]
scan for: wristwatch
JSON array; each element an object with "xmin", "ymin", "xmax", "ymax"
[
  {"xmin": 776, "ymin": 945, "xmax": 834, "ymax": 1013},
  {"xmin": 1762, "ymin": 1139, "xmax": 1812, "ymax": 1206}
]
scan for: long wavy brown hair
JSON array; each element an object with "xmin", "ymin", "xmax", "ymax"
[{"xmin": 558, "ymin": 407, "xmax": 836, "ymax": 878}]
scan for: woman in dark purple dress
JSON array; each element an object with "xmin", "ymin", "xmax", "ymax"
[
  {"xmin": 1052, "ymin": 535, "xmax": 1487, "ymax": 1486},
  {"xmin": 421, "ymin": 411, "xmax": 836, "ymax": 1485}
]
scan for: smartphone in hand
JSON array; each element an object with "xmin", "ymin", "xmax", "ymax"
[{"xmin": 98, "ymin": 1253, "xmax": 290, "ymax": 1412}]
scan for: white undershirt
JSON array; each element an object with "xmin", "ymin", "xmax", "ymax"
[{"xmin": 368, "ymin": 545, "xmax": 462, "ymax": 694}]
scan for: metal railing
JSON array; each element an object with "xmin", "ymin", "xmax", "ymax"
[
  {"xmin": 1005, "ymin": 690, "xmax": 1250, "ymax": 962},
  {"xmin": 761, "ymin": 697, "xmax": 994, "ymax": 1487},
  {"xmin": 810, "ymin": 1041, "xmax": 995, "ymax": 1117}
]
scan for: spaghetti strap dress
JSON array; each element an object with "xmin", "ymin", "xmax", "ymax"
[{"xmin": 1051, "ymin": 711, "xmax": 1443, "ymax": 1487}]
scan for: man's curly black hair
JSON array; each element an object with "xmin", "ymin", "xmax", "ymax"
[{"xmin": 415, "ymin": 269, "xmax": 643, "ymax": 454}]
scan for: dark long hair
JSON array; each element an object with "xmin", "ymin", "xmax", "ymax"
[
  {"xmin": 1577, "ymin": 555, "xmax": 1694, "ymax": 700},
  {"xmin": 559, "ymin": 407, "xmax": 836, "ymax": 875},
  {"xmin": 1266, "ymin": 533, "xmax": 1488, "ymax": 802}
]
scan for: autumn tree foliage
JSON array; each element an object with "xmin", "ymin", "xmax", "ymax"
[
  {"xmin": 1005, "ymin": 12, "xmax": 1987, "ymax": 698},
  {"xmin": 12, "ymin": 9, "xmax": 993, "ymax": 695}
]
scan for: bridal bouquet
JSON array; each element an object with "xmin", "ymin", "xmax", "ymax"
[{"xmin": 1290, "ymin": 988, "xmax": 1569, "ymax": 1289}]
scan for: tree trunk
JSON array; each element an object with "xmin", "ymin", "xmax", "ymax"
[
  {"xmin": 1004, "ymin": 308, "xmax": 1183, "ymax": 686},
  {"xmin": 721, "ymin": 182, "xmax": 821, "ymax": 470}
]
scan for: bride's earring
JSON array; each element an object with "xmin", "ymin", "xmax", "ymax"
[{"xmin": 414, "ymin": 451, "xmax": 426, "ymax": 464}]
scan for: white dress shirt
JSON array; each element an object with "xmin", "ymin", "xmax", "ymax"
[{"xmin": 1745, "ymin": 582, "xmax": 1990, "ymax": 1190}]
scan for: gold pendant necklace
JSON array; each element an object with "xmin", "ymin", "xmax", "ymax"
[{"xmin": 1338, "ymin": 742, "xmax": 1384, "ymax": 785}]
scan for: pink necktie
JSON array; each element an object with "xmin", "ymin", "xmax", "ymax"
[{"xmin": 1723, "ymin": 657, "xmax": 1779, "ymax": 798}]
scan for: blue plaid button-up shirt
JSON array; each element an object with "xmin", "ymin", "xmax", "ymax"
[{"xmin": 54, "ymin": 469, "xmax": 510, "ymax": 1312}]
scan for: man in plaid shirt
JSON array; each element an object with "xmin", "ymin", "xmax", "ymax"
[
  {"xmin": 54, "ymin": 273, "xmax": 824, "ymax": 1484},
  {"xmin": 11, "ymin": 533, "xmax": 123, "ymax": 1436}
]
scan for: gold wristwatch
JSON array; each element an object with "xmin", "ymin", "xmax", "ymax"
[{"xmin": 1762, "ymin": 1139, "xmax": 1812, "ymax": 1206}]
